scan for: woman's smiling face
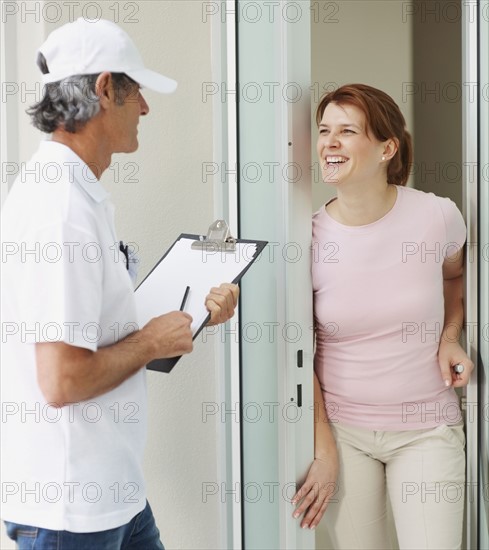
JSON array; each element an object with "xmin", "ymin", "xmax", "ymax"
[{"xmin": 317, "ymin": 102, "xmax": 387, "ymax": 188}]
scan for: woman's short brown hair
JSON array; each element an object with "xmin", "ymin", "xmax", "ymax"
[{"xmin": 316, "ymin": 84, "xmax": 413, "ymax": 187}]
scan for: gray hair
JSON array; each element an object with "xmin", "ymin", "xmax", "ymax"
[{"xmin": 27, "ymin": 53, "xmax": 138, "ymax": 133}]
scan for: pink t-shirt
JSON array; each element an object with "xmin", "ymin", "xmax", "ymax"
[{"xmin": 312, "ymin": 185, "xmax": 466, "ymax": 430}]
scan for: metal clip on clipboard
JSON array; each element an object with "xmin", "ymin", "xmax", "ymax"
[{"xmin": 191, "ymin": 220, "xmax": 237, "ymax": 253}]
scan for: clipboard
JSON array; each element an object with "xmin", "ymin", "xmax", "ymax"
[{"xmin": 135, "ymin": 220, "xmax": 267, "ymax": 373}]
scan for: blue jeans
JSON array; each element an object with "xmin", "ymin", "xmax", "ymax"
[{"xmin": 4, "ymin": 500, "xmax": 164, "ymax": 550}]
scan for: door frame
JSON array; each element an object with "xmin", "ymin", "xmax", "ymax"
[{"xmin": 462, "ymin": 1, "xmax": 479, "ymax": 548}]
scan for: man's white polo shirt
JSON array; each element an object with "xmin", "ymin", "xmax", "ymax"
[{"xmin": 1, "ymin": 141, "xmax": 148, "ymax": 532}]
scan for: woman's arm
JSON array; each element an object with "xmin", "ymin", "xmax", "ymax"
[
  {"xmin": 291, "ymin": 372, "xmax": 339, "ymax": 530},
  {"xmin": 438, "ymin": 248, "xmax": 474, "ymax": 387}
]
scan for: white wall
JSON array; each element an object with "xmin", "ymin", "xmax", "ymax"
[{"xmin": 1, "ymin": 2, "xmax": 221, "ymax": 549}]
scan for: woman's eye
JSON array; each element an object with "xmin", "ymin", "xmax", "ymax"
[{"xmin": 343, "ymin": 129, "xmax": 355, "ymax": 134}]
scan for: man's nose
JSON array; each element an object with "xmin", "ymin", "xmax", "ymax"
[{"xmin": 139, "ymin": 92, "xmax": 150, "ymax": 116}]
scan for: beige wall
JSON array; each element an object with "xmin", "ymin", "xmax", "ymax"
[
  {"xmin": 1, "ymin": 2, "xmax": 221, "ymax": 549},
  {"xmin": 311, "ymin": 0, "xmax": 414, "ymax": 213},
  {"xmin": 412, "ymin": 0, "xmax": 462, "ymax": 209}
]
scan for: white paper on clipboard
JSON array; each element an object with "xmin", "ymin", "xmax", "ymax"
[
  {"xmin": 134, "ymin": 234, "xmax": 265, "ymax": 372},
  {"xmin": 136, "ymin": 237, "xmax": 257, "ymax": 334}
]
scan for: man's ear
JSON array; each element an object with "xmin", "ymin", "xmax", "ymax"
[{"xmin": 95, "ymin": 72, "xmax": 113, "ymax": 109}]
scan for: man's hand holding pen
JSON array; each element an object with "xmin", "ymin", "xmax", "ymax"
[{"xmin": 142, "ymin": 311, "xmax": 193, "ymax": 359}]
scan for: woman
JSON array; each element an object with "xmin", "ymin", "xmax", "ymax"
[{"xmin": 292, "ymin": 84, "xmax": 473, "ymax": 549}]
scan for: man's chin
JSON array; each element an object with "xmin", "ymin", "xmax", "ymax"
[{"xmin": 117, "ymin": 142, "xmax": 139, "ymax": 154}]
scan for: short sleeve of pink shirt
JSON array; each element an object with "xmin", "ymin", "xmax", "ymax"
[{"xmin": 312, "ymin": 186, "xmax": 466, "ymax": 430}]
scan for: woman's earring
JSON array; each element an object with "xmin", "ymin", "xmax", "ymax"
[{"xmin": 382, "ymin": 156, "xmax": 386, "ymax": 161}]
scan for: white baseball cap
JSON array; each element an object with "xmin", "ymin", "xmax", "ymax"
[{"xmin": 38, "ymin": 18, "xmax": 177, "ymax": 94}]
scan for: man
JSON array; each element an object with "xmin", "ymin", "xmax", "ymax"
[{"xmin": 1, "ymin": 18, "xmax": 238, "ymax": 549}]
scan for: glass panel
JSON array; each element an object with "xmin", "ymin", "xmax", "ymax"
[{"xmin": 238, "ymin": 6, "xmax": 313, "ymax": 549}]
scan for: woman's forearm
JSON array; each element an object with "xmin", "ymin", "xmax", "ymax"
[{"xmin": 313, "ymin": 372, "xmax": 337, "ymax": 460}]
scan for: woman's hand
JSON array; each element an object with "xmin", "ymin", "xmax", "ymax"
[
  {"xmin": 438, "ymin": 340, "xmax": 474, "ymax": 387},
  {"xmin": 291, "ymin": 451, "xmax": 339, "ymax": 530}
]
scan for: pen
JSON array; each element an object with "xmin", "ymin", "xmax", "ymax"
[
  {"xmin": 119, "ymin": 241, "xmax": 129, "ymax": 270},
  {"xmin": 179, "ymin": 286, "xmax": 190, "ymax": 312}
]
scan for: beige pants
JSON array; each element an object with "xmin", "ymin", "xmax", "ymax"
[{"xmin": 324, "ymin": 422, "xmax": 465, "ymax": 550}]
